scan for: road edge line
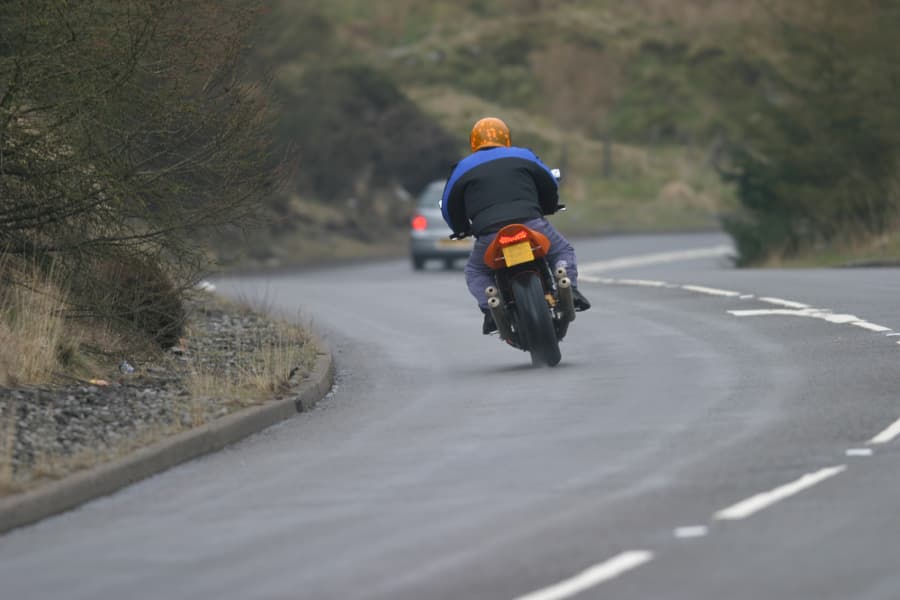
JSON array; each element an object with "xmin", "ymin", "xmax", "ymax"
[
  {"xmin": 513, "ymin": 550, "xmax": 654, "ymax": 600},
  {"xmin": 0, "ymin": 341, "xmax": 335, "ymax": 535},
  {"xmin": 714, "ymin": 465, "xmax": 846, "ymax": 521}
]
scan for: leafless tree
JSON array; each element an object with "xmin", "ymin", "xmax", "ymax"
[{"xmin": 0, "ymin": 0, "xmax": 279, "ymax": 344}]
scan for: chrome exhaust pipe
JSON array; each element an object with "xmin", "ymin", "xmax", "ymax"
[
  {"xmin": 486, "ymin": 291, "xmax": 513, "ymax": 340},
  {"xmin": 557, "ymin": 276, "xmax": 576, "ymax": 323}
]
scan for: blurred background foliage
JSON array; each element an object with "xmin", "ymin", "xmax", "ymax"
[
  {"xmin": 250, "ymin": 0, "xmax": 900, "ymax": 266},
  {"xmin": 0, "ymin": 0, "xmax": 273, "ymax": 357},
  {"xmin": 2, "ymin": 0, "xmax": 898, "ymax": 378},
  {"xmin": 5, "ymin": 0, "xmax": 900, "ymax": 283}
]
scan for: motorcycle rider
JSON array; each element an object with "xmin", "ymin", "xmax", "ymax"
[{"xmin": 441, "ymin": 117, "xmax": 590, "ymax": 334}]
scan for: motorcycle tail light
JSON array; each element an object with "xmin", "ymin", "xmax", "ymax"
[
  {"xmin": 498, "ymin": 228, "xmax": 528, "ymax": 246},
  {"xmin": 411, "ymin": 214, "xmax": 428, "ymax": 231}
]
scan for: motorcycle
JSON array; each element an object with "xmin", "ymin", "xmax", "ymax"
[
  {"xmin": 451, "ymin": 170, "xmax": 575, "ymax": 367},
  {"xmin": 481, "ymin": 221, "xmax": 575, "ymax": 367}
]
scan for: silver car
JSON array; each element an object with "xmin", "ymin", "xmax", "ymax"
[{"xmin": 410, "ymin": 180, "xmax": 474, "ymax": 270}]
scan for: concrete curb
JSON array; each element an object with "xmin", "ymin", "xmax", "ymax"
[{"xmin": 0, "ymin": 347, "xmax": 334, "ymax": 535}]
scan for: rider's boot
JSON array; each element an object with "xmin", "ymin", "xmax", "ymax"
[
  {"xmin": 482, "ymin": 310, "xmax": 497, "ymax": 334},
  {"xmin": 572, "ymin": 287, "xmax": 591, "ymax": 311}
]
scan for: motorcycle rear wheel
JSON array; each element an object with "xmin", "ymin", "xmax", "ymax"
[{"xmin": 511, "ymin": 273, "xmax": 561, "ymax": 367}]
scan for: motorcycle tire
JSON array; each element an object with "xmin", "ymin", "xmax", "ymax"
[{"xmin": 511, "ymin": 272, "xmax": 561, "ymax": 367}]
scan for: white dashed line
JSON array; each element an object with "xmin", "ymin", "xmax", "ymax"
[
  {"xmin": 846, "ymin": 448, "xmax": 874, "ymax": 457},
  {"xmin": 674, "ymin": 526, "xmax": 709, "ymax": 539},
  {"xmin": 577, "ymin": 275, "xmax": 607, "ymax": 284},
  {"xmin": 759, "ymin": 297, "xmax": 810, "ymax": 309},
  {"xmin": 729, "ymin": 309, "xmax": 805, "ymax": 317},
  {"xmin": 587, "ymin": 273, "xmax": 896, "ymax": 345},
  {"xmin": 616, "ymin": 279, "xmax": 668, "ymax": 287},
  {"xmin": 729, "ymin": 308, "xmax": 892, "ymax": 333},
  {"xmin": 680, "ymin": 285, "xmax": 741, "ymax": 298},
  {"xmin": 579, "ymin": 245, "xmax": 732, "ymax": 274},
  {"xmin": 512, "ymin": 551, "xmax": 654, "ymax": 600},
  {"xmin": 869, "ymin": 417, "xmax": 900, "ymax": 445},
  {"xmin": 819, "ymin": 312, "xmax": 862, "ymax": 324},
  {"xmin": 714, "ymin": 466, "xmax": 846, "ymax": 521},
  {"xmin": 574, "ymin": 256, "xmax": 893, "ymax": 566},
  {"xmin": 575, "ymin": 252, "xmax": 892, "ymax": 550},
  {"xmin": 851, "ymin": 321, "xmax": 893, "ymax": 333}
]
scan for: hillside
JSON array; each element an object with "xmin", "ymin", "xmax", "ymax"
[
  {"xmin": 230, "ymin": 0, "xmax": 755, "ymax": 268},
  {"xmin": 244, "ymin": 0, "xmax": 899, "ymax": 268}
]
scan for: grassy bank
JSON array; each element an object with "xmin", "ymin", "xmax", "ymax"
[
  {"xmin": 0, "ymin": 257, "xmax": 319, "ymax": 493},
  {"xmin": 405, "ymin": 84, "xmax": 734, "ymax": 236},
  {"xmin": 759, "ymin": 231, "xmax": 900, "ymax": 269}
]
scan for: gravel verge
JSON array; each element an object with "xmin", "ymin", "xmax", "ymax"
[{"xmin": 0, "ymin": 292, "xmax": 333, "ymax": 533}]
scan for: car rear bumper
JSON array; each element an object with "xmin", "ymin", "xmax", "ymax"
[{"xmin": 410, "ymin": 236, "xmax": 474, "ymax": 259}]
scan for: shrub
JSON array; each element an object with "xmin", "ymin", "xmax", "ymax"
[
  {"xmin": 74, "ymin": 255, "xmax": 186, "ymax": 351},
  {"xmin": 276, "ymin": 63, "xmax": 458, "ymax": 201},
  {"xmin": 709, "ymin": 1, "xmax": 900, "ymax": 264},
  {"xmin": 0, "ymin": 262, "xmax": 68, "ymax": 386}
]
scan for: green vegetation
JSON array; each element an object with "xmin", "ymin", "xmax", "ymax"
[
  {"xmin": 1, "ymin": 0, "xmax": 277, "ymax": 382},
  {"xmin": 710, "ymin": 1, "xmax": 900, "ymax": 265},
  {"xmin": 4, "ymin": 0, "xmax": 898, "ymax": 388},
  {"xmin": 257, "ymin": 0, "xmax": 899, "ymax": 265},
  {"xmin": 251, "ymin": 0, "xmax": 746, "ymax": 247}
]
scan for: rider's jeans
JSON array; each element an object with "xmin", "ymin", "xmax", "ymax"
[{"xmin": 464, "ymin": 217, "xmax": 578, "ymax": 312}]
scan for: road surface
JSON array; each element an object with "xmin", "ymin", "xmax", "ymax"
[{"xmin": 2, "ymin": 232, "xmax": 900, "ymax": 600}]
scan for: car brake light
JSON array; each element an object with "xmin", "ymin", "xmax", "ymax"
[{"xmin": 411, "ymin": 215, "xmax": 428, "ymax": 231}]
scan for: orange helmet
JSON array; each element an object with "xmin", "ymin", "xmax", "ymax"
[{"xmin": 469, "ymin": 117, "xmax": 511, "ymax": 152}]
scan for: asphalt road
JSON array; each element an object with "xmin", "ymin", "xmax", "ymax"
[{"xmin": 3, "ymin": 232, "xmax": 900, "ymax": 600}]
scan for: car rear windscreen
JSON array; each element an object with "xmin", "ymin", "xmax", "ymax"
[{"xmin": 417, "ymin": 181, "xmax": 445, "ymax": 209}]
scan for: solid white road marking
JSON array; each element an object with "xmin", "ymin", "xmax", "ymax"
[
  {"xmin": 512, "ymin": 551, "xmax": 654, "ymax": 600},
  {"xmin": 674, "ymin": 526, "xmax": 709, "ymax": 539},
  {"xmin": 728, "ymin": 308, "xmax": 860, "ymax": 324},
  {"xmin": 616, "ymin": 279, "xmax": 668, "ymax": 287},
  {"xmin": 729, "ymin": 309, "xmax": 799, "ymax": 317},
  {"xmin": 821, "ymin": 313, "xmax": 862, "ymax": 324},
  {"xmin": 729, "ymin": 308, "xmax": 893, "ymax": 333},
  {"xmin": 586, "ymin": 276, "xmax": 897, "ymax": 344},
  {"xmin": 714, "ymin": 466, "xmax": 846, "ymax": 521},
  {"xmin": 846, "ymin": 448, "xmax": 874, "ymax": 457},
  {"xmin": 579, "ymin": 245, "xmax": 732, "ymax": 274},
  {"xmin": 759, "ymin": 297, "xmax": 810, "ymax": 309},
  {"xmin": 851, "ymin": 321, "xmax": 893, "ymax": 333},
  {"xmin": 680, "ymin": 285, "xmax": 741, "ymax": 297},
  {"xmin": 869, "ymin": 417, "xmax": 900, "ymax": 445}
]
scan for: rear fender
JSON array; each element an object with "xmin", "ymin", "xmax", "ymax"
[{"xmin": 483, "ymin": 224, "xmax": 551, "ymax": 270}]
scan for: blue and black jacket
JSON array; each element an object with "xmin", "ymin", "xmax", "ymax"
[{"xmin": 441, "ymin": 146, "xmax": 559, "ymax": 237}]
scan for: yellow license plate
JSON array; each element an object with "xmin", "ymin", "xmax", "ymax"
[{"xmin": 502, "ymin": 241, "xmax": 534, "ymax": 266}]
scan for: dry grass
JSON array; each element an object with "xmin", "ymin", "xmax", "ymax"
[
  {"xmin": 186, "ymin": 307, "xmax": 319, "ymax": 416},
  {"xmin": 760, "ymin": 229, "xmax": 900, "ymax": 268},
  {"xmin": 0, "ymin": 251, "xmax": 322, "ymax": 494},
  {"xmin": 2, "ymin": 416, "xmax": 185, "ymax": 493},
  {"xmin": 0, "ymin": 399, "xmax": 15, "ymax": 494},
  {"xmin": 0, "ymin": 256, "xmax": 139, "ymax": 386},
  {"xmin": 0, "ymin": 288, "xmax": 321, "ymax": 494},
  {"xmin": 0, "ymin": 260, "xmax": 70, "ymax": 387},
  {"xmin": 404, "ymin": 83, "xmax": 735, "ymax": 233}
]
